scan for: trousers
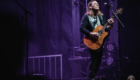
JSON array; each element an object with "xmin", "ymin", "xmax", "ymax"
[{"xmin": 87, "ymin": 47, "xmax": 103, "ymax": 79}]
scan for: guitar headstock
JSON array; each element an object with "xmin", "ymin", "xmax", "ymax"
[{"xmin": 116, "ymin": 8, "xmax": 123, "ymax": 14}]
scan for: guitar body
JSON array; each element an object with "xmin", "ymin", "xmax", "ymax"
[{"xmin": 84, "ymin": 25, "xmax": 108, "ymax": 50}]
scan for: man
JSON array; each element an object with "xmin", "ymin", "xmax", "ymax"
[{"xmin": 80, "ymin": 0, "xmax": 114, "ymax": 80}]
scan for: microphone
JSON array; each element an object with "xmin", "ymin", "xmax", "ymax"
[{"xmin": 104, "ymin": 2, "xmax": 113, "ymax": 7}]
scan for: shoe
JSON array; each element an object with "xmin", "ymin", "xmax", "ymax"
[
  {"xmin": 92, "ymin": 78, "xmax": 95, "ymax": 80},
  {"xmin": 87, "ymin": 78, "xmax": 95, "ymax": 80}
]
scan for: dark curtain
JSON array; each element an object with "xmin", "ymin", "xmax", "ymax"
[
  {"xmin": 118, "ymin": 0, "xmax": 140, "ymax": 79},
  {"xmin": 0, "ymin": 0, "xmax": 72, "ymax": 79}
]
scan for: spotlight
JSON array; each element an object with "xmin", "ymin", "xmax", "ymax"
[{"xmin": 127, "ymin": 75, "xmax": 135, "ymax": 80}]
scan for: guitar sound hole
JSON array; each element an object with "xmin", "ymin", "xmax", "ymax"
[{"xmin": 98, "ymin": 31, "xmax": 102, "ymax": 36}]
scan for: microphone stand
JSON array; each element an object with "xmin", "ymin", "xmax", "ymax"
[
  {"xmin": 109, "ymin": 6, "xmax": 124, "ymax": 80},
  {"xmin": 13, "ymin": 0, "xmax": 33, "ymax": 78}
]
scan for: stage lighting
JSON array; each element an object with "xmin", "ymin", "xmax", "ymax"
[{"xmin": 127, "ymin": 75, "xmax": 135, "ymax": 80}]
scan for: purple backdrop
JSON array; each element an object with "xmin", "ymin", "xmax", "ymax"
[{"xmin": 3, "ymin": 0, "xmax": 140, "ymax": 80}]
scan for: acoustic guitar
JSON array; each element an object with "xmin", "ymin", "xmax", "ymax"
[{"xmin": 84, "ymin": 8, "xmax": 123, "ymax": 50}]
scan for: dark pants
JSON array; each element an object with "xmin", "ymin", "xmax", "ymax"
[{"xmin": 88, "ymin": 48, "xmax": 103, "ymax": 79}]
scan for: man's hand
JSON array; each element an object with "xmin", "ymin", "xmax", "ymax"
[
  {"xmin": 108, "ymin": 18, "xmax": 114, "ymax": 24},
  {"xmin": 107, "ymin": 18, "xmax": 114, "ymax": 29},
  {"xmin": 90, "ymin": 32, "xmax": 99, "ymax": 39}
]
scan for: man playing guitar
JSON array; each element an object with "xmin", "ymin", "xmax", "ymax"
[{"xmin": 80, "ymin": 0, "xmax": 114, "ymax": 80}]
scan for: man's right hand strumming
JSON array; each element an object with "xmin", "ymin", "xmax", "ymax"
[{"xmin": 90, "ymin": 32, "xmax": 99, "ymax": 39}]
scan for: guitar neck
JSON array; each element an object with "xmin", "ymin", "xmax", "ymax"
[
  {"xmin": 101, "ymin": 7, "xmax": 123, "ymax": 32},
  {"xmin": 101, "ymin": 16, "xmax": 115, "ymax": 31}
]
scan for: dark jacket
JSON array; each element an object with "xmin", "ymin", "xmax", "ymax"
[{"xmin": 80, "ymin": 15, "xmax": 106, "ymax": 36}]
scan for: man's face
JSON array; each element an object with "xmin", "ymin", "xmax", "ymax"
[{"xmin": 91, "ymin": 1, "xmax": 99, "ymax": 10}]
